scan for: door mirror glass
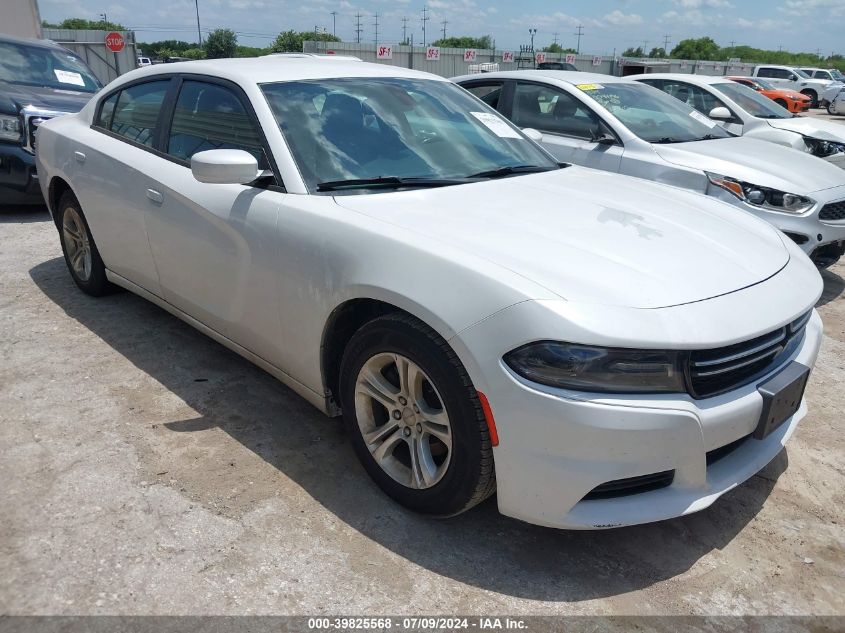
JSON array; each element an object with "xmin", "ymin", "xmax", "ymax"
[
  {"xmin": 708, "ymin": 106, "xmax": 733, "ymax": 121},
  {"xmin": 190, "ymin": 149, "xmax": 259, "ymax": 184},
  {"xmin": 788, "ymin": 74, "xmax": 797, "ymax": 81},
  {"xmin": 521, "ymin": 127, "xmax": 544, "ymax": 142}
]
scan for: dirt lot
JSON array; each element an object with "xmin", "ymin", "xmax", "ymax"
[{"xmin": 2, "ymin": 185, "xmax": 845, "ymax": 616}]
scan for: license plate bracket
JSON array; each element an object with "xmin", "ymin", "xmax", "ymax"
[{"xmin": 754, "ymin": 362, "xmax": 810, "ymax": 440}]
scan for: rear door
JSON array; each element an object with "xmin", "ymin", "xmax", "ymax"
[
  {"xmin": 77, "ymin": 77, "xmax": 174, "ymax": 294},
  {"xmin": 510, "ymin": 81, "xmax": 623, "ymax": 172},
  {"xmin": 141, "ymin": 76, "xmax": 284, "ymax": 354}
]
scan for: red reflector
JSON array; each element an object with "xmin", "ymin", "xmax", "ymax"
[{"xmin": 477, "ymin": 391, "xmax": 499, "ymax": 447}]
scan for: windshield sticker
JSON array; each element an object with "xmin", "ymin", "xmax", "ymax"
[
  {"xmin": 54, "ymin": 69, "xmax": 85, "ymax": 86},
  {"xmin": 470, "ymin": 111, "xmax": 522, "ymax": 138},
  {"xmin": 689, "ymin": 109, "xmax": 717, "ymax": 127},
  {"xmin": 576, "ymin": 83, "xmax": 603, "ymax": 91}
]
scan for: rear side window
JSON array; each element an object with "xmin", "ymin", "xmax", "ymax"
[
  {"xmin": 759, "ymin": 67, "xmax": 790, "ymax": 79},
  {"xmin": 95, "ymin": 92, "xmax": 118, "ymax": 128},
  {"xmin": 167, "ymin": 80, "xmax": 266, "ymax": 165},
  {"xmin": 463, "ymin": 83, "xmax": 504, "ymax": 109},
  {"xmin": 108, "ymin": 80, "xmax": 170, "ymax": 147},
  {"xmin": 512, "ymin": 83, "xmax": 601, "ymax": 140}
]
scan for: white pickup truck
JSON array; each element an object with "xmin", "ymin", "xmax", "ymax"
[
  {"xmin": 800, "ymin": 67, "xmax": 845, "ymax": 106},
  {"xmin": 752, "ymin": 65, "xmax": 838, "ymax": 107}
]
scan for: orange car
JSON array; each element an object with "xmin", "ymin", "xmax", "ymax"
[{"xmin": 727, "ymin": 76, "xmax": 811, "ymax": 112}]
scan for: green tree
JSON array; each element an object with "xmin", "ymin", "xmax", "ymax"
[
  {"xmin": 204, "ymin": 28, "xmax": 237, "ymax": 59},
  {"xmin": 670, "ymin": 36, "xmax": 720, "ymax": 60},
  {"xmin": 270, "ymin": 30, "xmax": 339, "ymax": 53},
  {"xmin": 181, "ymin": 47, "xmax": 206, "ymax": 59},
  {"xmin": 431, "ymin": 35, "xmax": 492, "ymax": 49},
  {"xmin": 541, "ymin": 43, "xmax": 576, "ymax": 54},
  {"xmin": 42, "ymin": 17, "xmax": 127, "ymax": 30},
  {"xmin": 648, "ymin": 47, "xmax": 666, "ymax": 58},
  {"xmin": 622, "ymin": 46, "xmax": 644, "ymax": 57}
]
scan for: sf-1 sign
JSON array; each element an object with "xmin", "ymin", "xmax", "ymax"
[{"xmin": 377, "ymin": 45, "xmax": 393, "ymax": 59}]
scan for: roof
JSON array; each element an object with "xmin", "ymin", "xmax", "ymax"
[
  {"xmin": 0, "ymin": 33, "xmax": 66, "ymax": 50},
  {"xmin": 451, "ymin": 69, "xmax": 629, "ymax": 85},
  {"xmin": 114, "ymin": 55, "xmax": 445, "ymax": 86},
  {"xmin": 631, "ymin": 73, "xmax": 732, "ymax": 85}
]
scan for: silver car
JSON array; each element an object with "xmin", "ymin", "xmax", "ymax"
[{"xmin": 453, "ymin": 70, "xmax": 845, "ymax": 267}]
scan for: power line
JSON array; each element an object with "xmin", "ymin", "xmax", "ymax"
[
  {"xmin": 354, "ymin": 12, "xmax": 363, "ymax": 43},
  {"xmin": 421, "ymin": 6, "xmax": 429, "ymax": 46},
  {"xmin": 574, "ymin": 25, "xmax": 583, "ymax": 54}
]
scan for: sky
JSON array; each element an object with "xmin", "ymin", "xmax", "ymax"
[{"xmin": 40, "ymin": 0, "xmax": 844, "ymax": 56}]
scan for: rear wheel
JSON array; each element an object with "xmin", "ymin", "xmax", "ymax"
[
  {"xmin": 339, "ymin": 313, "xmax": 495, "ymax": 516},
  {"xmin": 58, "ymin": 191, "xmax": 114, "ymax": 296}
]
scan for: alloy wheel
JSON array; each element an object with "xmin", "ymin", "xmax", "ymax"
[
  {"xmin": 62, "ymin": 207, "xmax": 92, "ymax": 282},
  {"xmin": 354, "ymin": 353, "xmax": 452, "ymax": 489}
]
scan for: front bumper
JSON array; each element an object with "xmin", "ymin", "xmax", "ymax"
[
  {"xmin": 453, "ymin": 271, "xmax": 822, "ymax": 529},
  {"xmin": 0, "ymin": 143, "xmax": 43, "ymax": 205}
]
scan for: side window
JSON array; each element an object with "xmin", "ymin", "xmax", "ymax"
[
  {"xmin": 658, "ymin": 81, "xmax": 728, "ymax": 115},
  {"xmin": 95, "ymin": 92, "xmax": 118, "ymax": 128},
  {"xmin": 167, "ymin": 80, "xmax": 266, "ymax": 167},
  {"xmin": 109, "ymin": 80, "xmax": 170, "ymax": 147},
  {"xmin": 512, "ymin": 83, "xmax": 601, "ymax": 140},
  {"xmin": 772, "ymin": 68, "xmax": 791, "ymax": 79},
  {"xmin": 463, "ymin": 83, "xmax": 504, "ymax": 109},
  {"xmin": 757, "ymin": 68, "xmax": 774, "ymax": 78}
]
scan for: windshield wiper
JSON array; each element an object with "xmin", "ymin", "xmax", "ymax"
[
  {"xmin": 654, "ymin": 137, "xmax": 682, "ymax": 144},
  {"xmin": 316, "ymin": 176, "xmax": 471, "ymax": 192},
  {"xmin": 468, "ymin": 164, "xmax": 557, "ymax": 179}
]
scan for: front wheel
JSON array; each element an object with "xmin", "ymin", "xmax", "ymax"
[
  {"xmin": 829, "ymin": 101, "xmax": 839, "ymax": 115},
  {"xmin": 58, "ymin": 191, "xmax": 114, "ymax": 296},
  {"xmin": 339, "ymin": 313, "xmax": 495, "ymax": 516}
]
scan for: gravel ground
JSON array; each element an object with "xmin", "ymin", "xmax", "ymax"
[{"xmin": 1, "ymin": 157, "xmax": 844, "ymax": 616}]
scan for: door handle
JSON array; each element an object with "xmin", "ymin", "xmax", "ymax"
[
  {"xmin": 146, "ymin": 188, "xmax": 163, "ymax": 204},
  {"xmin": 74, "ymin": 151, "xmax": 85, "ymax": 163}
]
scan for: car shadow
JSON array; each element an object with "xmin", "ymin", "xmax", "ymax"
[
  {"xmin": 0, "ymin": 205, "xmax": 50, "ymax": 223},
  {"xmin": 29, "ymin": 256, "xmax": 786, "ymax": 603},
  {"xmin": 818, "ymin": 267, "xmax": 845, "ymax": 307}
]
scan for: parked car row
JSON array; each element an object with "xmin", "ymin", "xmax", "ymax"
[{"xmin": 30, "ymin": 54, "xmax": 838, "ymax": 531}]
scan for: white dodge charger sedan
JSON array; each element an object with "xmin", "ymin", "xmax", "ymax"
[{"xmin": 36, "ymin": 56, "xmax": 824, "ymax": 529}]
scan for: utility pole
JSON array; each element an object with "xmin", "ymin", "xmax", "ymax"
[
  {"xmin": 374, "ymin": 12, "xmax": 379, "ymax": 44},
  {"xmin": 528, "ymin": 28, "xmax": 536, "ymax": 51},
  {"xmin": 355, "ymin": 13, "xmax": 363, "ymax": 43},
  {"xmin": 330, "ymin": 11, "xmax": 337, "ymax": 37},
  {"xmin": 193, "ymin": 0, "xmax": 202, "ymax": 45},
  {"xmin": 441, "ymin": 19, "xmax": 447, "ymax": 40},
  {"xmin": 574, "ymin": 25, "xmax": 583, "ymax": 54},
  {"xmin": 99, "ymin": 12, "xmax": 108, "ymax": 28},
  {"xmin": 643, "ymin": 40, "xmax": 648, "ymax": 54},
  {"xmin": 729, "ymin": 40, "xmax": 736, "ymax": 47},
  {"xmin": 553, "ymin": 32, "xmax": 559, "ymax": 46},
  {"xmin": 663, "ymin": 34, "xmax": 671, "ymax": 53},
  {"xmin": 421, "ymin": 6, "xmax": 429, "ymax": 46},
  {"xmin": 401, "ymin": 17, "xmax": 409, "ymax": 44}
]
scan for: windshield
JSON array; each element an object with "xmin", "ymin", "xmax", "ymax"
[
  {"xmin": 831, "ymin": 70, "xmax": 844, "ymax": 81},
  {"xmin": 261, "ymin": 78, "xmax": 558, "ymax": 193},
  {"xmin": 577, "ymin": 82, "xmax": 731, "ymax": 143},
  {"xmin": 750, "ymin": 77, "xmax": 775, "ymax": 91},
  {"xmin": 0, "ymin": 41, "xmax": 101, "ymax": 93},
  {"xmin": 712, "ymin": 81, "xmax": 792, "ymax": 119}
]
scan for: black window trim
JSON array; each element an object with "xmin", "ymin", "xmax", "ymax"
[
  {"xmin": 459, "ymin": 78, "xmax": 511, "ymax": 115},
  {"xmin": 91, "ymin": 73, "xmax": 285, "ymax": 192},
  {"xmin": 512, "ymin": 79, "xmax": 622, "ymax": 146}
]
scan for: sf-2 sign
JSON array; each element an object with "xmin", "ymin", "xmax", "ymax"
[
  {"xmin": 105, "ymin": 32, "xmax": 125, "ymax": 53},
  {"xmin": 426, "ymin": 46, "xmax": 440, "ymax": 61},
  {"xmin": 377, "ymin": 45, "xmax": 393, "ymax": 59},
  {"xmin": 464, "ymin": 49, "xmax": 477, "ymax": 62}
]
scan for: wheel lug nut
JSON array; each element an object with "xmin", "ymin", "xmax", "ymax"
[
  {"xmin": 403, "ymin": 427, "xmax": 411, "ymax": 437},
  {"xmin": 416, "ymin": 423, "xmax": 422, "ymax": 433},
  {"xmin": 398, "ymin": 396, "xmax": 407, "ymax": 406},
  {"xmin": 392, "ymin": 410, "xmax": 402, "ymax": 420},
  {"xmin": 413, "ymin": 405, "xmax": 419, "ymax": 413}
]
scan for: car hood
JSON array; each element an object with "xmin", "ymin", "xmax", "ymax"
[
  {"xmin": 766, "ymin": 116, "xmax": 845, "ymax": 144},
  {"xmin": 334, "ymin": 168, "xmax": 789, "ymax": 309},
  {"xmin": 0, "ymin": 80, "xmax": 95, "ymax": 115},
  {"xmin": 652, "ymin": 136, "xmax": 845, "ymax": 194}
]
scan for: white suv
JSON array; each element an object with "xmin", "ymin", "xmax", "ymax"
[
  {"xmin": 752, "ymin": 65, "xmax": 834, "ymax": 107},
  {"xmin": 801, "ymin": 68, "xmax": 845, "ymax": 106}
]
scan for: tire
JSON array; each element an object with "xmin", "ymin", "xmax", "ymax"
[
  {"xmin": 829, "ymin": 101, "xmax": 839, "ymax": 115},
  {"xmin": 774, "ymin": 98, "xmax": 788, "ymax": 109},
  {"xmin": 57, "ymin": 191, "xmax": 114, "ymax": 296},
  {"xmin": 801, "ymin": 89, "xmax": 818, "ymax": 108},
  {"xmin": 339, "ymin": 312, "xmax": 495, "ymax": 516}
]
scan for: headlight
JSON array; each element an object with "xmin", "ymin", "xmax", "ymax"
[
  {"xmin": 706, "ymin": 173, "xmax": 815, "ymax": 214},
  {"xmin": 0, "ymin": 114, "xmax": 22, "ymax": 142},
  {"xmin": 503, "ymin": 341, "xmax": 686, "ymax": 393},
  {"xmin": 804, "ymin": 136, "xmax": 845, "ymax": 158}
]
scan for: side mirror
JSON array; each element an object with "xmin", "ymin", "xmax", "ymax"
[
  {"xmin": 788, "ymin": 74, "xmax": 797, "ymax": 81},
  {"xmin": 190, "ymin": 149, "xmax": 260, "ymax": 184},
  {"xmin": 708, "ymin": 106, "xmax": 733, "ymax": 121},
  {"xmin": 592, "ymin": 131, "xmax": 617, "ymax": 145},
  {"xmin": 521, "ymin": 127, "xmax": 544, "ymax": 142}
]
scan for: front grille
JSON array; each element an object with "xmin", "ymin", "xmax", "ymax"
[
  {"xmin": 819, "ymin": 200, "xmax": 845, "ymax": 221},
  {"xmin": 688, "ymin": 311, "xmax": 811, "ymax": 399},
  {"xmin": 583, "ymin": 470, "xmax": 674, "ymax": 500}
]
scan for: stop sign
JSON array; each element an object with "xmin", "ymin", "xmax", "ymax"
[{"xmin": 105, "ymin": 32, "xmax": 125, "ymax": 53}]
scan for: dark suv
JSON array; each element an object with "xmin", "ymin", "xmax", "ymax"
[{"xmin": 0, "ymin": 34, "xmax": 101, "ymax": 205}]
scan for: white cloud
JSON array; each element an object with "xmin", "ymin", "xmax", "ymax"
[
  {"xmin": 602, "ymin": 10, "xmax": 643, "ymax": 26},
  {"xmin": 674, "ymin": 0, "xmax": 732, "ymax": 7}
]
